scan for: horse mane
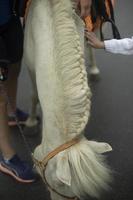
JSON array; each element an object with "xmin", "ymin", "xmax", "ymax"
[
  {"xmin": 50, "ymin": 0, "xmax": 91, "ymax": 139},
  {"xmin": 25, "ymin": 0, "xmax": 113, "ymax": 199}
]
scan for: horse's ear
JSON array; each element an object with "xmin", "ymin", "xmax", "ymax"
[{"xmin": 56, "ymin": 152, "xmax": 71, "ymax": 186}]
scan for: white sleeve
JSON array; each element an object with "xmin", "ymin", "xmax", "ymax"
[{"xmin": 104, "ymin": 37, "xmax": 133, "ymax": 55}]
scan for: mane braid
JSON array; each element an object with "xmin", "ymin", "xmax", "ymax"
[{"xmin": 51, "ymin": 0, "xmax": 91, "ymax": 139}]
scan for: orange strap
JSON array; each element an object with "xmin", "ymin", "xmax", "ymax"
[
  {"xmin": 33, "ymin": 137, "xmax": 80, "ymax": 167},
  {"xmin": 33, "ymin": 137, "xmax": 80, "ymax": 200}
]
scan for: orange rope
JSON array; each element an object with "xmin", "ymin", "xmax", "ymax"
[{"xmin": 34, "ymin": 137, "xmax": 80, "ymax": 168}]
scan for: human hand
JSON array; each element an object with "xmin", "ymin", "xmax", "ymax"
[{"xmin": 85, "ymin": 31, "xmax": 105, "ymax": 49}]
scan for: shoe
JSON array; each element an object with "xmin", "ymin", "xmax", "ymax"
[
  {"xmin": 8, "ymin": 108, "xmax": 29, "ymax": 126},
  {"xmin": 0, "ymin": 155, "xmax": 35, "ymax": 183}
]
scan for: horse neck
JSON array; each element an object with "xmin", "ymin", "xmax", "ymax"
[{"xmin": 34, "ymin": 0, "xmax": 91, "ymax": 156}]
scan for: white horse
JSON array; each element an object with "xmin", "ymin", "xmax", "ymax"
[
  {"xmin": 24, "ymin": 0, "xmax": 116, "ymax": 128},
  {"xmin": 23, "ymin": 0, "xmax": 112, "ymax": 199}
]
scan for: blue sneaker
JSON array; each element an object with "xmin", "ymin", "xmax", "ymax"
[
  {"xmin": 8, "ymin": 108, "xmax": 29, "ymax": 126},
  {"xmin": 0, "ymin": 155, "xmax": 35, "ymax": 183}
]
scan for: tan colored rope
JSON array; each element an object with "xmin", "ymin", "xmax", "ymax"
[
  {"xmin": 33, "ymin": 137, "xmax": 80, "ymax": 200},
  {"xmin": 33, "ymin": 137, "xmax": 80, "ymax": 167}
]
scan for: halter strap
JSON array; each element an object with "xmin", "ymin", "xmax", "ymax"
[{"xmin": 33, "ymin": 137, "xmax": 80, "ymax": 200}]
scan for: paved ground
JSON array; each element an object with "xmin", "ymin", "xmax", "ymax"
[{"xmin": 0, "ymin": 1, "xmax": 133, "ymax": 200}]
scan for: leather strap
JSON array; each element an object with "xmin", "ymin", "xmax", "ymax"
[{"xmin": 33, "ymin": 137, "xmax": 80, "ymax": 199}]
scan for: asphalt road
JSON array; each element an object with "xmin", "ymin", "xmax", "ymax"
[{"xmin": 0, "ymin": 1, "xmax": 133, "ymax": 200}]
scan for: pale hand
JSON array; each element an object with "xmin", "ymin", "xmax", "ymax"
[{"xmin": 85, "ymin": 31, "xmax": 105, "ymax": 49}]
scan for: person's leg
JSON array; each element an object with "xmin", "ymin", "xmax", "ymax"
[
  {"xmin": 6, "ymin": 62, "xmax": 20, "ymax": 114},
  {"xmin": 3, "ymin": 16, "xmax": 28, "ymax": 125},
  {"xmin": 0, "ymin": 22, "xmax": 35, "ymax": 183},
  {"xmin": 6, "ymin": 61, "xmax": 29, "ymax": 126},
  {"xmin": 0, "ymin": 87, "xmax": 35, "ymax": 183},
  {"xmin": 0, "ymin": 88, "xmax": 15, "ymax": 159}
]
